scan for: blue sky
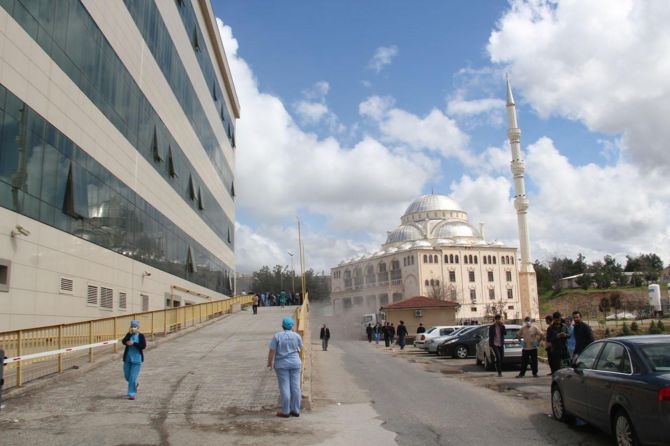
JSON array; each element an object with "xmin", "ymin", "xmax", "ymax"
[{"xmin": 211, "ymin": 0, "xmax": 670, "ymax": 275}]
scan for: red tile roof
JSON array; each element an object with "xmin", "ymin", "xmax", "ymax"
[{"xmin": 382, "ymin": 296, "xmax": 459, "ymax": 310}]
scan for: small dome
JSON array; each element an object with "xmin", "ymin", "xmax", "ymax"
[
  {"xmin": 404, "ymin": 194, "xmax": 462, "ymax": 215},
  {"xmin": 386, "ymin": 224, "xmax": 422, "ymax": 243},
  {"xmin": 436, "ymin": 221, "xmax": 481, "ymax": 239}
]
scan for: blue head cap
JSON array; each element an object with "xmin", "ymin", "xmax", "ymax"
[
  {"xmin": 282, "ymin": 316, "xmax": 294, "ymax": 330},
  {"xmin": 130, "ymin": 319, "xmax": 140, "ymax": 327}
]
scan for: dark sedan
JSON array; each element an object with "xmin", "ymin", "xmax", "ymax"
[
  {"xmin": 551, "ymin": 335, "xmax": 670, "ymax": 446},
  {"xmin": 436, "ymin": 325, "xmax": 487, "ymax": 358}
]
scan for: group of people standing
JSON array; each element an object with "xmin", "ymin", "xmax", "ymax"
[
  {"xmin": 366, "ymin": 321, "xmax": 408, "ymax": 349},
  {"xmin": 545, "ymin": 310, "xmax": 594, "ymax": 374}
]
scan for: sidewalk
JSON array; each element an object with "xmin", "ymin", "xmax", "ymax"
[{"xmin": 0, "ymin": 306, "xmax": 396, "ymax": 445}]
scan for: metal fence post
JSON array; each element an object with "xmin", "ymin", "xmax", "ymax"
[{"xmin": 16, "ymin": 330, "xmax": 22, "ymax": 387}]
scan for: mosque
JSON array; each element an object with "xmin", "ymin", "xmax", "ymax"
[{"xmin": 329, "ymin": 81, "xmax": 540, "ymax": 322}]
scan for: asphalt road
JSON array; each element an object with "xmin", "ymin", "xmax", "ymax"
[{"xmin": 335, "ymin": 339, "xmax": 613, "ymax": 446}]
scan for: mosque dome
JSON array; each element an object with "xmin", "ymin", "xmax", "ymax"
[
  {"xmin": 386, "ymin": 224, "xmax": 422, "ymax": 244},
  {"xmin": 404, "ymin": 194, "xmax": 463, "ymax": 215},
  {"xmin": 435, "ymin": 221, "xmax": 481, "ymax": 239}
]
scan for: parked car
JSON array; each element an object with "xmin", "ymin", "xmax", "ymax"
[
  {"xmin": 437, "ymin": 325, "xmax": 488, "ymax": 358},
  {"xmin": 551, "ymin": 335, "xmax": 670, "ymax": 446},
  {"xmin": 414, "ymin": 325, "xmax": 462, "ymax": 349},
  {"xmin": 475, "ymin": 324, "xmax": 523, "ymax": 370},
  {"xmin": 426, "ymin": 326, "xmax": 473, "ymax": 354}
]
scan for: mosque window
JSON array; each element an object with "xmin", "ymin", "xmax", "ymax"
[
  {"xmin": 429, "ymin": 279, "xmax": 434, "ymax": 286},
  {"xmin": 471, "ymin": 307, "xmax": 477, "ymax": 312},
  {"xmin": 493, "ymin": 256, "xmax": 496, "ymax": 265},
  {"xmin": 449, "ymin": 271, "xmax": 456, "ymax": 282},
  {"xmin": 470, "ymin": 289, "xmax": 476, "ymax": 301},
  {"xmin": 464, "ymin": 256, "xmax": 469, "ymax": 264},
  {"xmin": 425, "ymin": 280, "xmax": 429, "ymax": 286},
  {"xmin": 455, "ymin": 255, "xmax": 459, "ymax": 264},
  {"xmin": 423, "ymin": 255, "xmax": 428, "ymax": 263},
  {"xmin": 435, "ymin": 280, "xmax": 440, "ymax": 286},
  {"xmin": 506, "ymin": 271, "xmax": 512, "ymax": 282},
  {"xmin": 474, "ymin": 255, "xmax": 478, "ymax": 264},
  {"xmin": 501, "ymin": 256, "xmax": 506, "ymax": 265},
  {"xmin": 469, "ymin": 271, "xmax": 475, "ymax": 282},
  {"xmin": 489, "ymin": 289, "xmax": 495, "ymax": 300},
  {"xmin": 483, "ymin": 257, "xmax": 487, "ymax": 265},
  {"xmin": 507, "ymin": 289, "xmax": 513, "ymax": 299},
  {"xmin": 433, "ymin": 255, "xmax": 438, "ymax": 263},
  {"xmin": 488, "ymin": 271, "xmax": 494, "ymax": 282}
]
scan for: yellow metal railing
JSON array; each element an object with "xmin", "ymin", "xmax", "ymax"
[{"xmin": 0, "ymin": 295, "xmax": 253, "ymax": 389}]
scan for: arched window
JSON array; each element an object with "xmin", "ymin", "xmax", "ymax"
[
  {"xmin": 483, "ymin": 256, "xmax": 488, "ymax": 264},
  {"xmin": 436, "ymin": 280, "xmax": 440, "ymax": 286},
  {"xmin": 423, "ymin": 254, "xmax": 428, "ymax": 263},
  {"xmin": 464, "ymin": 256, "xmax": 469, "ymax": 264},
  {"xmin": 455, "ymin": 255, "xmax": 459, "ymax": 264},
  {"xmin": 493, "ymin": 256, "xmax": 496, "ymax": 265},
  {"xmin": 430, "ymin": 279, "xmax": 435, "ymax": 286},
  {"xmin": 450, "ymin": 254, "xmax": 454, "ymax": 263},
  {"xmin": 433, "ymin": 255, "xmax": 438, "ymax": 263},
  {"xmin": 425, "ymin": 280, "xmax": 429, "ymax": 286}
]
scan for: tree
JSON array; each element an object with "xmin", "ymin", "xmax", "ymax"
[
  {"xmin": 624, "ymin": 253, "xmax": 664, "ymax": 282},
  {"xmin": 533, "ymin": 260, "xmax": 553, "ymax": 293}
]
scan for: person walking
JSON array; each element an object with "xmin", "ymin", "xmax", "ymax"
[
  {"xmin": 389, "ymin": 323, "xmax": 396, "ymax": 345},
  {"xmin": 366, "ymin": 323, "xmax": 373, "ymax": 343},
  {"xmin": 320, "ymin": 324, "xmax": 331, "ymax": 351},
  {"xmin": 396, "ymin": 320, "xmax": 408, "ymax": 350},
  {"xmin": 279, "ymin": 290, "xmax": 288, "ymax": 308},
  {"xmin": 383, "ymin": 322, "xmax": 391, "ymax": 348},
  {"xmin": 267, "ymin": 316, "xmax": 303, "ymax": 418},
  {"xmin": 121, "ymin": 320, "xmax": 146, "ymax": 400},
  {"xmin": 488, "ymin": 314, "xmax": 506, "ymax": 377},
  {"xmin": 252, "ymin": 293, "xmax": 259, "ymax": 315},
  {"xmin": 572, "ymin": 311, "xmax": 594, "ymax": 357},
  {"xmin": 547, "ymin": 311, "xmax": 569, "ymax": 373},
  {"xmin": 515, "ymin": 317, "xmax": 543, "ymax": 378},
  {"xmin": 374, "ymin": 323, "xmax": 382, "ymax": 344}
]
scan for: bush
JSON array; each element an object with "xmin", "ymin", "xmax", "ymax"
[
  {"xmin": 604, "ymin": 328, "xmax": 611, "ymax": 338},
  {"xmin": 657, "ymin": 320, "xmax": 665, "ymax": 333},
  {"xmin": 648, "ymin": 320, "xmax": 662, "ymax": 334},
  {"xmin": 621, "ymin": 322, "xmax": 631, "ymax": 336},
  {"xmin": 630, "ymin": 321, "xmax": 639, "ymax": 332}
]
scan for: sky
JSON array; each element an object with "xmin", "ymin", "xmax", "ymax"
[{"xmin": 210, "ymin": 0, "xmax": 670, "ymax": 276}]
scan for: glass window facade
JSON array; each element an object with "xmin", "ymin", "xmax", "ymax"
[
  {"xmin": 0, "ymin": 0, "xmax": 234, "ymax": 246},
  {"xmin": 0, "ymin": 85, "xmax": 233, "ymax": 295}
]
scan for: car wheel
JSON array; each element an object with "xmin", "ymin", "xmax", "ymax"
[
  {"xmin": 613, "ymin": 409, "xmax": 639, "ymax": 446},
  {"xmin": 454, "ymin": 345, "xmax": 468, "ymax": 359},
  {"xmin": 551, "ymin": 386, "xmax": 573, "ymax": 423}
]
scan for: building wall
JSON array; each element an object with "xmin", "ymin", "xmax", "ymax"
[
  {"xmin": 0, "ymin": 0, "xmax": 238, "ymax": 330},
  {"xmin": 331, "ymin": 246, "xmax": 521, "ymax": 321},
  {"xmin": 384, "ymin": 308, "xmax": 457, "ymax": 334}
]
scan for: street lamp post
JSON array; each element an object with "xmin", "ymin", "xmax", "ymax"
[{"xmin": 288, "ymin": 251, "xmax": 296, "ymax": 296}]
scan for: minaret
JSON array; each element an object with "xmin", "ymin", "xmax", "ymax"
[{"xmin": 506, "ymin": 78, "xmax": 539, "ymax": 319}]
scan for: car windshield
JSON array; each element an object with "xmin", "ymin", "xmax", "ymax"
[
  {"xmin": 639, "ymin": 343, "xmax": 670, "ymax": 372},
  {"xmin": 426, "ymin": 327, "xmax": 437, "ymax": 334}
]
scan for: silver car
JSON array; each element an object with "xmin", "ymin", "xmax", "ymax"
[
  {"xmin": 426, "ymin": 326, "xmax": 476, "ymax": 354},
  {"xmin": 475, "ymin": 324, "xmax": 523, "ymax": 370}
]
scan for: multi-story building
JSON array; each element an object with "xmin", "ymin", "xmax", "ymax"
[
  {"xmin": 330, "ymin": 194, "xmax": 524, "ymax": 322},
  {"xmin": 0, "ymin": 0, "xmax": 239, "ymax": 330}
]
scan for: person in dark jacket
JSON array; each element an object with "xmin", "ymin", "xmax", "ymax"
[
  {"xmin": 365, "ymin": 323, "xmax": 373, "ymax": 343},
  {"xmin": 122, "ymin": 319, "xmax": 146, "ymax": 400},
  {"xmin": 383, "ymin": 323, "xmax": 391, "ymax": 347},
  {"xmin": 416, "ymin": 323, "xmax": 426, "ymax": 334},
  {"xmin": 547, "ymin": 312, "xmax": 569, "ymax": 373},
  {"xmin": 396, "ymin": 321, "xmax": 408, "ymax": 350},
  {"xmin": 488, "ymin": 314, "xmax": 506, "ymax": 377},
  {"xmin": 319, "ymin": 324, "xmax": 331, "ymax": 351},
  {"xmin": 571, "ymin": 311, "xmax": 594, "ymax": 356}
]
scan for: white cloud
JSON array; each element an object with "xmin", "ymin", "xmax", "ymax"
[
  {"xmin": 447, "ymin": 97, "xmax": 505, "ymax": 116},
  {"xmin": 487, "ymin": 0, "xmax": 670, "ymax": 170},
  {"xmin": 368, "ymin": 45, "xmax": 398, "ymax": 73},
  {"xmin": 294, "ymin": 101, "xmax": 329, "ymax": 124},
  {"xmin": 217, "ymin": 21, "xmax": 437, "ymax": 272}
]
